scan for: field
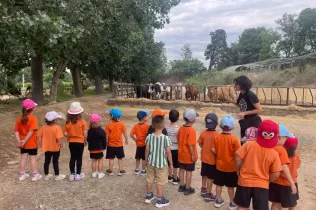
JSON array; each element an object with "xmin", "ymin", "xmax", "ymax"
[{"xmin": 0, "ymin": 94, "xmax": 316, "ymax": 210}]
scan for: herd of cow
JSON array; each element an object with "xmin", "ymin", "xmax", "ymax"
[{"xmin": 134, "ymin": 82, "xmax": 237, "ymax": 102}]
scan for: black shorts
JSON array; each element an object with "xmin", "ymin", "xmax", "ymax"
[
  {"xmin": 200, "ymin": 162, "xmax": 216, "ymax": 180},
  {"xmin": 213, "ymin": 169, "xmax": 238, "ymax": 187},
  {"xmin": 106, "ymin": 146, "xmax": 125, "ymax": 159},
  {"xmin": 135, "ymin": 146, "xmax": 146, "ymax": 160},
  {"xmin": 90, "ymin": 152, "xmax": 104, "ymax": 159},
  {"xmin": 269, "ymin": 182, "xmax": 298, "ymax": 208},
  {"xmin": 239, "ymin": 115, "xmax": 262, "ymax": 139},
  {"xmin": 20, "ymin": 148, "xmax": 38, "ymax": 156},
  {"xmin": 179, "ymin": 163, "xmax": 195, "ymax": 172},
  {"xmin": 171, "ymin": 150, "xmax": 179, "ymax": 168},
  {"xmin": 234, "ymin": 185, "xmax": 269, "ymax": 210}
]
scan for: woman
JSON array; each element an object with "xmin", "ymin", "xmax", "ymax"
[{"xmin": 227, "ymin": 76, "xmax": 262, "ymax": 145}]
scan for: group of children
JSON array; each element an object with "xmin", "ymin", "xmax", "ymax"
[{"xmin": 14, "ymin": 99, "xmax": 300, "ymax": 210}]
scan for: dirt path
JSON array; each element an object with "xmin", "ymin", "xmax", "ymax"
[{"xmin": 0, "ymin": 95, "xmax": 315, "ymax": 210}]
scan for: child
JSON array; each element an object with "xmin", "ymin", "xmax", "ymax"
[
  {"xmin": 38, "ymin": 111, "xmax": 66, "ymax": 181},
  {"xmin": 64, "ymin": 102, "xmax": 88, "ymax": 181},
  {"xmin": 198, "ymin": 113, "xmax": 219, "ymax": 201},
  {"xmin": 234, "ymin": 120, "xmax": 282, "ymax": 210},
  {"xmin": 130, "ymin": 111, "xmax": 150, "ymax": 175},
  {"xmin": 284, "ymin": 136, "xmax": 300, "ymax": 209},
  {"xmin": 165, "ymin": 109, "xmax": 180, "ymax": 185},
  {"xmin": 241, "ymin": 127, "xmax": 257, "ymax": 143},
  {"xmin": 144, "ymin": 115, "xmax": 173, "ymax": 208},
  {"xmin": 147, "ymin": 109, "xmax": 168, "ymax": 136},
  {"xmin": 105, "ymin": 108, "xmax": 128, "ymax": 176},
  {"xmin": 211, "ymin": 116, "xmax": 240, "ymax": 209},
  {"xmin": 87, "ymin": 113, "xmax": 106, "ymax": 179},
  {"xmin": 14, "ymin": 99, "xmax": 42, "ymax": 181},
  {"xmin": 269, "ymin": 124, "xmax": 298, "ymax": 210},
  {"xmin": 178, "ymin": 109, "xmax": 199, "ymax": 195}
]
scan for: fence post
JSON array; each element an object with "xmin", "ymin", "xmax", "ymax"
[
  {"xmin": 286, "ymin": 88, "xmax": 289, "ymax": 105},
  {"xmin": 112, "ymin": 83, "xmax": 117, "ymax": 98}
]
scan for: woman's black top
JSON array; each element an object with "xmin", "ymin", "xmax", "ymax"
[{"xmin": 237, "ymin": 90, "xmax": 259, "ymax": 119}]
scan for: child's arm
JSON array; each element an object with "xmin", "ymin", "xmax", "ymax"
[
  {"xmin": 130, "ymin": 134, "xmax": 137, "ymax": 142},
  {"xmin": 166, "ymin": 146, "xmax": 173, "ymax": 169},
  {"xmin": 15, "ymin": 131, "xmax": 21, "ymax": 146},
  {"xmin": 123, "ymin": 131, "xmax": 128, "ymax": 145},
  {"xmin": 235, "ymin": 154, "xmax": 243, "ymax": 172},
  {"xmin": 269, "ymin": 172, "xmax": 280, "ymax": 182},
  {"xmin": 189, "ymin": 145, "xmax": 196, "ymax": 162},
  {"xmin": 211, "ymin": 148, "xmax": 216, "ymax": 155},
  {"xmin": 145, "ymin": 144, "xmax": 150, "ymax": 162},
  {"xmin": 282, "ymin": 164, "xmax": 297, "ymax": 194},
  {"xmin": 21, "ymin": 130, "xmax": 35, "ymax": 146},
  {"xmin": 38, "ymin": 136, "xmax": 42, "ymax": 148},
  {"xmin": 57, "ymin": 138, "xmax": 63, "ymax": 148},
  {"xmin": 84, "ymin": 130, "xmax": 88, "ymax": 145}
]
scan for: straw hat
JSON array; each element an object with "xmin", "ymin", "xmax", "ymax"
[{"xmin": 68, "ymin": 102, "xmax": 84, "ymax": 115}]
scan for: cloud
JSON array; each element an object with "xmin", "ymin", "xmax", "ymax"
[{"xmin": 154, "ymin": 0, "xmax": 315, "ymax": 67}]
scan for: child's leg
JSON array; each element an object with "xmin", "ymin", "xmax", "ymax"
[
  {"xmin": 141, "ymin": 160, "xmax": 146, "ymax": 170},
  {"xmin": 168, "ymin": 166, "xmax": 173, "ymax": 177},
  {"xmin": 206, "ymin": 179, "xmax": 214, "ymax": 194},
  {"xmin": 118, "ymin": 158, "xmax": 123, "ymax": 171},
  {"xmin": 288, "ymin": 207, "xmax": 298, "ymax": 210},
  {"xmin": 172, "ymin": 168, "xmax": 178, "ymax": 179},
  {"xmin": 76, "ymin": 144, "xmax": 84, "ymax": 174},
  {"xmin": 202, "ymin": 176, "xmax": 207, "ymax": 189},
  {"xmin": 30, "ymin": 155, "xmax": 38, "ymax": 174},
  {"xmin": 179, "ymin": 168, "xmax": 185, "ymax": 185},
  {"xmin": 216, "ymin": 185, "xmax": 223, "ymax": 200},
  {"xmin": 147, "ymin": 182, "xmax": 153, "ymax": 194},
  {"xmin": 136, "ymin": 159, "xmax": 140, "ymax": 170},
  {"xmin": 69, "ymin": 144, "xmax": 76, "ymax": 174},
  {"xmin": 156, "ymin": 184, "xmax": 163, "ymax": 198},
  {"xmin": 20, "ymin": 153, "xmax": 28, "ymax": 173},
  {"xmin": 44, "ymin": 152, "xmax": 52, "ymax": 175},
  {"xmin": 52, "ymin": 151, "xmax": 60, "ymax": 176},
  {"xmin": 227, "ymin": 187, "xmax": 235, "ymax": 203},
  {"xmin": 185, "ymin": 171, "xmax": 192, "ymax": 189},
  {"xmin": 91, "ymin": 159, "xmax": 97, "ymax": 172},
  {"xmin": 97, "ymin": 158, "xmax": 103, "ymax": 172},
  {"xmin": 271, "ymin": 203, "xmax": 281, "ymax": 210},
  {"xmin": 109, "ymin": 159, "xmax": 114, "ymax": 171}
]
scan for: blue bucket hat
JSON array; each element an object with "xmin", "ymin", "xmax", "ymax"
[
  {"xmin": 221, "ymin": 115, "xmax": 235, "ymax": 130},
  {"xmin": 107, "ymin": 108, "xmax": 122, "ymax": 118},
  {"xmin": 279, "ymin": 124, "xmax": 294, "ymax": 138}
]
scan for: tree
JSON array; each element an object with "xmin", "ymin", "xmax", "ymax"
[
  {"xmin": 181, "ymin": 44, "xmax": 193, "ymax": 60},
  {"xmin": 296, "ymin": 8, "xmax": 316, "ymax": 53},
  {"xmin": 204, "ymin": 29, "xmax": 230, "ymax": 70}
]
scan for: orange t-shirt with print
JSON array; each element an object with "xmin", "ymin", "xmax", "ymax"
[
  {"xmin": 236, "ymin": 141, "xmax": 282, "ymax": 189},
  {"xmin": 212, "ymin": 133, "xmax": 240, "ymax": 172},
  {"xmin": 289, "ymin": 151, "xmax": 301, "ymax": 183},
  {"xmin": 38, "ymin": 125, "xmax": 64, "ymax": 152},
  {"xmin": 198, "ymin": 130, "xmax": 219, "ymax": 165},
  {"xmin": 130, "ymin": 123, "xmax": 150, "ymax": 147},
  {"xmin": 272, "ymin": 145, "xmax": 291, "ymax": 186},
  {"xmin": 14, "ymin": 115, "xmax": 38, "ymax": 149},
  {"xmin": 64, "ymin": 119, "xmax": 88, "ymax": 143},
  {"xmin": 105, "ymin": 121, "xmax": 127, "ymax": 147},
  {"xmin": 177, "ymin": 125, "xmax": 198, "ymax": 164}
]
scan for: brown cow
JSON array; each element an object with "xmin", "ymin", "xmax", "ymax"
[
  {"xmin": 185, "ymin": 85, "xmax": 199, "ymax": 101},
  {"xmin": 207, "ymin": 86, "xmax": 236, "ymax": 102}
]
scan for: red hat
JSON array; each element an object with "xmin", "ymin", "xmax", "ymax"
[
  {"xmin": 284, "ymin": 136, "xmax": 298, "ymax": 149},
  {"xmin": 257, "ymin": 120, "xmax": 279, "ymax": 148}
]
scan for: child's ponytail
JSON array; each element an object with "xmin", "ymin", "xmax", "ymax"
[{"xmin": 21, "ymin": 107, "xmax": 29, "ymax": 124}]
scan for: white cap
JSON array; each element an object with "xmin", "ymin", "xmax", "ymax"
[
  {"xmin": 45, "ymin": 111, "xmax": 62, "ymax": 121},
  {"xmin": 183, "ymin": 109, "xmax": 199, "ymax": 122}
]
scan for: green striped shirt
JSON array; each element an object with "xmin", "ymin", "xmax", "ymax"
[{"xmin": 146, "ymin": 134, "xmax": 171, "ymax": 168}]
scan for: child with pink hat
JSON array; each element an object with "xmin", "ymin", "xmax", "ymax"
[
  {"xmin": 14, "ymin": 99, "xmax": 42, "ymax": 182},
  {"xmin": 87, "ymin": 113, "xmax": 106, "ymax": 179}
]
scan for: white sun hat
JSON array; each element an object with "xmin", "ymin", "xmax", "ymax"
[
  {"xmin": 68, "ymin": 102, "xmax": 84, "ymax": 115},
  {"xmin": 45, "ymin": 111, "xmax": 62, "ymax": 121}
]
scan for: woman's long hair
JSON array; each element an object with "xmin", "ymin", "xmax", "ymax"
[{"xmin": 66, "ymin": 113, "xmax": 82, "ymax": 124}]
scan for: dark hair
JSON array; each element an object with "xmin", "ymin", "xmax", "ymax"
[
  {"xmin": 285, "ymin": 146, "xmax": 297, "ymax": 158},
  {"xmin": 110, "ymin": 114, "xmax": 119, "ymax": 122},
  {"xmin": 169, "ymin": 110, "xmax": 179, "ymax": 123},
  {"xmin": 21, "ymin": 107, "xmax": 33, "ymax": 124},
  {"xmin": 45, "ymin": 119, "xmax": 56, "ymax": 125},
  {"xmin": 234, "ymin": 75, "xmax": 252, "ymax": 91},
  {"xmin": 152, "ymin": 115, "xmax": 164, "ymax": 129},
  {"xmin": 66, "ymin": 113, "xmax": 82, "ymax": 124}
]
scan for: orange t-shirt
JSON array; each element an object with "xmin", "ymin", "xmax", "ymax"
[
  {"xmin": 236, "ymin": 141, "xmax": 282, "ymax": 189},
  {"xmin": 38, "ymin": 125, "xmax": 64, "ymax": 152},
  {"xmin": 177, "ymin": 125, "xmax": 198, "ymax": 164},
  {"xmin": 105, "ymin": 121, "xmax": 127, "ymax": 147},
  {"xmin": 198, "ymin": 130, "xmax": 219, "ymax": 165},
  {"xmin": 14, "ymin": 115, "xmax": 38, "ymax": 149},
  {"xmin": 64, "ymin": 119, "xmax": 88, "ymax": 143},
  {"xmin": 212, "ymin": 133, "xmax": 240, "ymax": 172},
  {"xmin": 272, "ymin": 145, "xmax": 291, "ymax": 186},
  {"xmin": 130, "ymin": 123, "xmax": 150, "ymax": 147},
  {"xmin": 289, "ymin": 151, "xmax": 301, "ymax": 183}
]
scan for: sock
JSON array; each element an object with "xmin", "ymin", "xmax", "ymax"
[
  {"xmin": 156, "ymin": 197, "xmax": 162, "ymax": 201},
  {"xmin": 20, "ymin": 171, "xmax": 25, "ymax": 175},
  {"xmin": 146, "ymin": 192, "xmax": 153, "ymax": 196}
]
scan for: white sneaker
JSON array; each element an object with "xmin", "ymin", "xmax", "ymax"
[
  {"xmin": 92, "ymin": 172, "xmax": 98, "ymax": 178},
  {"xmin": 69, "ymin": 174, "xmax": 75, "ymax": 182},
  {"xmin": 55, "ymin": 174, "xmax": 66, "ymax": 181},
  {"xmin": 98, "ymin": 172, "xmax": 105, "ymax": 179},
  {"xmin": 75, "ymin": 173, "xmax": 85, "ymax": 181},
  {"xmin": 44, "ymin": 174, "xmax": 53, "ymax": 181},
  {"xmin": 80, "ymin": 172, "xmax": 85, "ymax": 179},
  {"xmin": 19, "ymin": 173, "xmax": 30, "ymax": 181},
  {"xmin": 31, "ymin": 173, "xmax": 42, "ymax": 182}
]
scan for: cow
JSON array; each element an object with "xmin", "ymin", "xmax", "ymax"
[
  {"xmin": 136, "ymin": 85, "xmax": 150, "ymax": 99},
  {"xmin": 185, "ymin": 85, "xmax": 200, "ymax": 101},
  {"xmin": 207, "ymin": 86, "xmax": 236, "ymax": 102}
]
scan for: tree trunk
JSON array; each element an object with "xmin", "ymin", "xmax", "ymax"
[
  {"xmin": 109, "ymin": 72, "xmax": 114, "ymax": 91},
  {"xmin": 70, "ymin": 66, "xmax": 84, "ymax": 97},
  {"xmin": 95, "ymin": 76, "xmax": 103, "ymax": 94},
  {"xmin": 49, "ymin": 57, "xmax": 67, "ymax": 102},
  {"xmin": 31, "ymin": 52, "xmax": 45, "ymax": 105}
]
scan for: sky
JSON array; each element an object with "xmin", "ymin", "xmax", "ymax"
[{"xmin": 154, "ymin": 0, "xmax": 315, "ymax": 67}]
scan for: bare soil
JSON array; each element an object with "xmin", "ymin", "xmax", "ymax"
[{"xmin": 0, "ymin": 94, "xmax": 315, "ymax": 210}]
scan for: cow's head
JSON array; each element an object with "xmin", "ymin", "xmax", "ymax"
[{"xmin": 208, "ymin": 87, "xmax": 217, "ymax": 99}]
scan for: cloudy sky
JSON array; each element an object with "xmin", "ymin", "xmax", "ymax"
[{"xmin": 154, "ymin": 0, "xmax": 315, "ymax": 67}]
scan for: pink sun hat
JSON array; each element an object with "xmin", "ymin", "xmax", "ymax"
[
  {"xmin": 68, "ymin": 102, "xmax": 84, "ymax": 114},
  {"xmin": 21, "ymin": 99, "xmax": 37, "ymax": 110},
  {"xmin": 90, "ymin": 113, "xmax": 102, "ymax": 124}
]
